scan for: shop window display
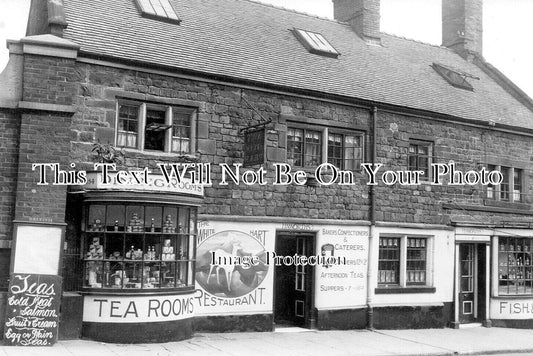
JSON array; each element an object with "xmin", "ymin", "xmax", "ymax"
[
  {"xmin": 498, "ymin": 237, "xmax": 533, "ymax": 295},
  {"xmin": 83, "ymin": 203, "xmax": 197, "ymax": 290}
]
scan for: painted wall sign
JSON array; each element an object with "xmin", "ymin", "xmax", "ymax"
[
  {"xmin": 315, "ymin": 228, "xmax": 369, "ymax": 309},
  {"xmin": 243, "ymin": 128, "xmax": 265, "ymax": 166},
  {"xmin": 490, "ymin": 299, "xmax": 533, "ymax": 319},
  {"xmin": 81, "ymin": 172, "xmax": 204, "ymax": 196},
  {"xmin": 83, "ymin": 293, "xmax": 195, "ymax": 323},
  {"xmin": 4, "ymin": 274, "xmax": 62, "ymax": 346},
  {"xmin": 195, "ymin": 222, "xmax": 273, "ymax": 315}
]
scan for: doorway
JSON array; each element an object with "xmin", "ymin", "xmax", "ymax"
[
  {"xmin": 274, "ymin": 234, "xmax": 315, "ymax": 328},
  {"xmin": 458, "ymin": 243, "xmax": 486, "ymax": 324}
]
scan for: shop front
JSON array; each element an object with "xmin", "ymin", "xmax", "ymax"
[
  {"xmin": 490, "ymin": 230, "xmax": 533, "ymax": 328},
  {"xmin": 453, "ymin": 226, "xmax": 533, "ymax": 329},
  {"xmin": 452, "ymin": 227, "xmax": 491, "ymax": 327},
  {"xmin": 194, "ymin": 218, "xmax": 369, "ymax": 331},
  {"xmin": 69, "ymin": 172, "xmax": 203, "ymax": 343}
]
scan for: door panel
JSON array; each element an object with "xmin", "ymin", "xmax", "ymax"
[
  {"xmin": 274, "ymin": 234, "xmax": 314, "ymax": 327},
  {"xmin": 459, "ymin": 244, "xmax": 476, "ymax": 323}
]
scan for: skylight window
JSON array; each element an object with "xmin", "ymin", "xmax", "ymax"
[
  {"xmin": 432, "ymin": 63, "xmax": 478, "ymax": 91},
  {"xmin": 136, "ymin": 0, "xmax": 180, "ymax": 23},
  {"xmin": 293, "ymin": 28, "xmax": 339, "ymax": 58}
]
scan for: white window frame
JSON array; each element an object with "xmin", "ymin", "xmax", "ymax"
[
  {"xmin": 377, "ymin": 234, "xmax": 434, "ymax": 288},
  {"xmin": 485, "ymin": 165, "xmax": 523, "ymax": 203},
  {"xmin": 115, "ymin": 100, "xmax": 197, "ymax": 154},
  {"xmin": 408, "ymin": 140, "xmax": 434, "ymax": 182},
  {"xmin": 286, "ymin": 125, "xmax": 364, "ymax": 170}
]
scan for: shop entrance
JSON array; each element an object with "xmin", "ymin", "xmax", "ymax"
[
  {"xmin": 274, "ymin": 234, "xmax": 315, "ymax": 328},
  {"xmin": 458, "ymin": 243, "xmax": 487, "ymax": 324}
]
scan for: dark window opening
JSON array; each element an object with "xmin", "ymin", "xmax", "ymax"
[
  {"xmin": 432, "ymin": 63, "xmax": 476, "ymax": 91},
  {"xmin": 145, "ymin": 109, "xmax": 166, "ymax": 151}
]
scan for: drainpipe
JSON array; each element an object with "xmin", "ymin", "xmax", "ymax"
[{"xmin": 367, "ymin": 106, "xmax": 378, "ymax": 329}]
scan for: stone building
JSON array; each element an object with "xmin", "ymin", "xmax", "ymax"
[{"xmin": 0, "ymin": 0, "xmax": 532, "ymax": 344}]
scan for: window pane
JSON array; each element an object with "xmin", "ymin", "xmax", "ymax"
[
  {"xmin": 83, "ymin": 204, "xmax": 197, "ymax": 291},
  {"xmin": 407, "ymin": 238, "xmax": 427, "ymax": 285},
  {"xmin": 500, "ymin": 167, "xmax": 510, "ymax": 201},
  {"xmin": 344, "ymin": 135, "xmax": 362, "ymax": 170},
  {"xmin": 118, "ymin": 105, "xmax": 138, "ymax": 148},
  {"xmin": 145, "ymin": 109, "xmax": 166, "ymax": 151},
  {"xmin": 514, "ymin": 169, "xmax": 522, "ymax": 202},
  {"xmin": 486, "ymin": 164, "xmax": 497, "ymax": 200},
  {"xmin": 378, "ymin": 237, "xmax": 400, "ymax": 285},
  {"xmin": 172, "ymin": 110, "xmax": 192, "ymax": 153},
  {"xmin": 287, "ymin": 128, "xmax": 304, "ymax": 166},
  {"xmin": 499, "ymin": 237, "xmax": 533, "ymax": 295},
  {"xmin": 328, "ymin": 133, "xmax": 342, "ymax": 168},
  {"xmin": 305, "ymin": 130, "xmax": 321, "ymax": 166},
  {"xmin": 408, "ymin": 142, "xmax": 432, "ymax": 179}
]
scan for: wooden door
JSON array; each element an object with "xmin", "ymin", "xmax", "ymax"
[
  {"xmin": 274, "ymin": 234, "xmax": 314, "ymax": 327},
  {"xmin": 459, "ymin": 244, "xmax": 476, "ymax": 323}
]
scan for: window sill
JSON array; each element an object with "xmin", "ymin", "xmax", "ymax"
[
  {"xmin": 120, "ymin": 148, "xmax": 199, "ymax": 161},
  {"xmin": 442, "ymin": 203, "xmax": 533, "ymax": 216},
  {"xmin": 492, "ymin": 294, "xmax": 533, "ymax": 299},
  {"xmin": 484, "ymin": 199, "xmax": 530, "ymax": 211},
  {"xmin": 375, "ymin": 286, "xmax": 436, "ymax": 294}
]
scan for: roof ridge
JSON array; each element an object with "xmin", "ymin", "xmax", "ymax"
[
  {"xmin": 381, "ymin": 31, "xmax": 449, "ymax": 50},
  {"xmin": 234, "ymin": 0, "xmax": 344, "ymax": 25}
]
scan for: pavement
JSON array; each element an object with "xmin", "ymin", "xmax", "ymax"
[{"xmin": 1, "ymin": 326, "xmax": 533, "ymax": 356}]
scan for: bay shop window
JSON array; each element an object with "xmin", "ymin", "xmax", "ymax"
[
  {"xmin": 378, "ymin": 236, "xmax": 432, "ymax": 288},
  {"xmin": 498, "ymin": 237, "xmax": 533, "ymax": 295},
  {"xmin": 83, "ymin": 203, "xmax": 197, "ymax": 290}
]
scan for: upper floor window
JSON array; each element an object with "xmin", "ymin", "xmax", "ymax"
[
  {"xmin": 408, "ymin": 140, "xmax": 433, "ymax": 180},
  {"xmin": 485, "ymin": 165, "xmax": 524, "ymax": 203},
  {"xmin": 287, "ymin": 128, "xmax": 322, "ymax": 167},
  {"xmin": 116, "ymin": 101, "xmax": 196, "ymax": 154},
  {"xmin": 287, "ymin": 126, "xmax": 364, "ymax": 170},
  {"xmin": 328, "ymin": 133, "xmax": 363, "ymax": 171}
]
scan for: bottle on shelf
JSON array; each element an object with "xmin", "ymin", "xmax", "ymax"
[
  {"xmin": 114, "ymin": 220, "xmax": 119, "ymax": 231},
  {"xmin": 150, "ymin": 218, "xmax": 155, "ymax": 233}
]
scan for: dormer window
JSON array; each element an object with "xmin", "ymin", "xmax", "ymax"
[
  {"xmin": 293, "ymin": 28, "xmax": 339, "ymax": 58},
  {"xmin": 135, "ymin": 0, "xmax": 181, "ymax": 23},
  {"xmin": 432, "ymin": 63, "xmax": 477, "ymax": 91}
]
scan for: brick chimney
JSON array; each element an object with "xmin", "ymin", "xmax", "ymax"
[
  {"xmin": 442, "ymin": 0, "xmax": 483, "ymax": 57},
  {"xmin": 332, "ymin": 0, "xmax": 381, "ymax": 43}
]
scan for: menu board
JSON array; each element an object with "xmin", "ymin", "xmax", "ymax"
[{"xmin": 3, "ymin": 274, "xmax": 62, "ymax": 346}]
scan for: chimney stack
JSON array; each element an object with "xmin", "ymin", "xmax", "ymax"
[
  {"xmin": 442, "ymin": 0, "xmax": 483, "ymax": 57},
  {"xmin": 332, "ymin": 0, "xmax": 381, "ymax": 43}
]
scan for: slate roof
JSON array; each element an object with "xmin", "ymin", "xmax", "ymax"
[{"xmin": 60, "ymin": 0, "xmax": 533, "ymax": 129}]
